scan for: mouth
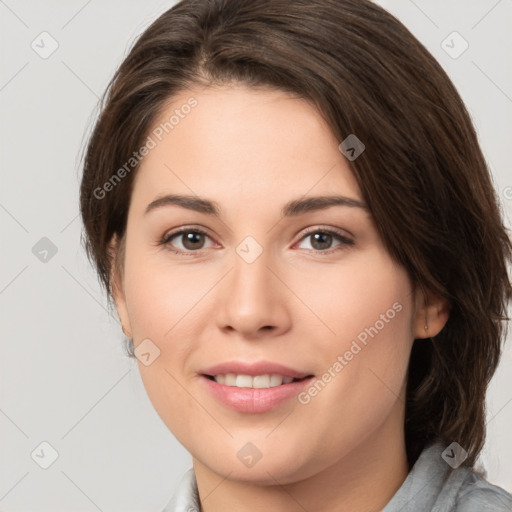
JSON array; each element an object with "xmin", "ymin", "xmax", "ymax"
[
  {"xmin": 201, "ymin": 373, "xmax": 313, "ymax": 388},
  {"xmin": 198, "ymin": 362, "xmax": 315, "ymax": 413}
]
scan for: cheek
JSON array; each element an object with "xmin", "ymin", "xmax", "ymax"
[
  {"xmin": 122, "ymin": 244, "xmax": 203, "ymax": 339},
  {"xmin": 122, "ymin": 245, "xmax": 214, "ymax": 417},
  {"xmin": 292, "ymin": 249, "xmax": 414, "ymax": 353},
  {"xmin": 296, "ymin": 253, "xmax": 415, "ymax": 416}
]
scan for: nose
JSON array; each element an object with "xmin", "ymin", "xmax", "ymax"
[{"xmin": 215, "ymin": 246, "xmax": 292, "ymax": 339}]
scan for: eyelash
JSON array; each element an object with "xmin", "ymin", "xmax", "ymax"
[{"xmin": 159, "ymin": 226, "xmax": 354, "ymax": 256}]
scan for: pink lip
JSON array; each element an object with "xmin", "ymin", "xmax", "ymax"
[
  {"xmin": 198, "ymin": 360, "xmax": 314, "ymax": 414},
  {"xmin": 200, "ymin": 360, "xmax": 312, "ymax": 379},
  {"xmin": 200, "ymin": 375, "xmax": 315, "ymax": 413}
]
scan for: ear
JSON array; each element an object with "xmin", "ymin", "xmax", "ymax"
[
  {"xmin": 108, "ymin": 235, "xmax": 133, "ymax": 339},
  {"xmin": 412, "ymin": 284, "xmax": 450, "ymax": 339}
]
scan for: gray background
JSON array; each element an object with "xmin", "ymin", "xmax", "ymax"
[{"xmin": 1, "ymin": 1, "xmax": 511, "ymax": 510}]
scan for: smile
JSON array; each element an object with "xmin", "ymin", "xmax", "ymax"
[
  {"xmin": 200, "ymin": 373, "xmax": 314, "ymax": 413},
  {"xmin": 205, "ymin": 373, "xmax": 301, "ymax": 388}
]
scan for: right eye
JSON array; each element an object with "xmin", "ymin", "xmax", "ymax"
[{"xmin": 161, "ymin": 228, "xmax": 216, "ymax": 254}]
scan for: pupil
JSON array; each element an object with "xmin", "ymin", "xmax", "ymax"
[
  {"xmin": 183, "ymin": 232, "xmax": 204, "ymax": 250},
  {"xmin": 311, "ymin": 232, "xmax": 332, "ymax": 250}
]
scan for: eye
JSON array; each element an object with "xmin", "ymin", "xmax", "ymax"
[
  {"xmin": 295, "ymin": 228, "xmax": 354, "ymax": 253},
  {"xmin": 160, "ymin": 228, "xmax": 215, "ymax": 254},
  {"xmin": 159, "ymin": 226, "xmax": 354, "ymax": 255}
]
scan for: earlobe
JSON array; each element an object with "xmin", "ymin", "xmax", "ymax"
[
  {"xmin": 108, "ymin": 235, "xmax": 133, "ymax": 339},
  {"xmin": 413, "ymin": 285, "xmax": 450, "ymax": 340}
]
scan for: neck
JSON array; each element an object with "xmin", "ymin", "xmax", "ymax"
[{"xmin": 192, "ymin": 407, "xmax": 409, "ymax": 512}]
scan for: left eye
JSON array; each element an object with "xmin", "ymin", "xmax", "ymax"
[{"xmin": 296, "ymin": 230, "xmax": 353, "ymax": 252}]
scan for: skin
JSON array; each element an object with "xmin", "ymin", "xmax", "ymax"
[{"xmin": 111, "ymin": 85, "xmax": 450, "ymax": 511}]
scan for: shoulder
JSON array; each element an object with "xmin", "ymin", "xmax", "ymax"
[
  {"xmin": 383, "ymin": 443, "xmax": 512, "ymax": 512},
  {"xmin": 451, "ymin": 469, "xmax": 512, "ymax": 511},
  {"xmin": 426, "ymin": 443, "xmax": 512, "ymax": 512}
]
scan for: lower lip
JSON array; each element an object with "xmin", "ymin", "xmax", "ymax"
[{"xmin": 199, "ymin": 375, "xmax": 314, "ymax": 413}]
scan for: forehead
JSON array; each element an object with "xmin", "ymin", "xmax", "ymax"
[{"xmin": 131, "ymin": 85, "xmax": 363, "ymax": 214}]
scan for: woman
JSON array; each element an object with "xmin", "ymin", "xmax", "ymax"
[{"xmin": 79, "ymin": 0, "xmax": 512, "ymax": 510}]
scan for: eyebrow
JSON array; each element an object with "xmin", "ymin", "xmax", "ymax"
[{"xmin": 144, "ymin": 194, "xmax": 368, "ymax": 217}]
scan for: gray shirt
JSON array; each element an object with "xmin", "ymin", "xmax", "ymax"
[{"xmin": 162, "ymin": 443, "xmax": 512, "ymax": 511}]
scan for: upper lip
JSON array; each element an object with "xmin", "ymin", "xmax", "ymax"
[{"xmin": 200, "ymin": 361, "xmax": 313, "ymax": 379}]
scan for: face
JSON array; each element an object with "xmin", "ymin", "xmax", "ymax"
[{"xmin": 112, "ymin": 85, "xmax": 446, "ymax": 484}]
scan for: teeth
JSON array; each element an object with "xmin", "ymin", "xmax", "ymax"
[
  {"xmin": 213, "ymin": 374, "xmax": 295, "ymax": 388},
  {"xmin": 236, "ymin": 375, "xmax": 253, "ymax": 388}
]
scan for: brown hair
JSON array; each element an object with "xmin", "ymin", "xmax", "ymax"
[{"xmin": 79, "ymin": 0, "xmax": 511, "ymax": 468}]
